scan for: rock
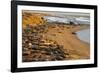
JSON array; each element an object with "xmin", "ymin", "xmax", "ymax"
[
  {"xmin": 23, "ymin": 48, "xmax": 28, "ymax": 51},
  {"xmin": 28, "ymin": 43, "xmax": 32, "ymax": 47},
  {"xmin": 32, "ymin": 45, "xmax": 39, "ymax": 49},
  {"xmin": 72, "ymin": 32, "xmax": 76, "ymax": 35}
]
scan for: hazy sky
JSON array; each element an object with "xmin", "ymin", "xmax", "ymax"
[{"xmin": 22, "ymin": 10, "xmax": 90, "ymax": 18}]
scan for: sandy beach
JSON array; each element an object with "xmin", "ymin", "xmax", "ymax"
[
  {"xmin": 42, "ymin": 24, "xmax": 90, "ymax": 59},
  {"xmin": 22, "ymin": 12, "xmax": 90, "ymax": 62}
]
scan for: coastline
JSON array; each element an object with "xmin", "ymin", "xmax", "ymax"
[
  {"xmin": 41, "ymin": 24, "xmax": 90, "ymax": 60},
  {"xmin": 22, "ymin": 12, "xmax": 90, "ymax": 61}
]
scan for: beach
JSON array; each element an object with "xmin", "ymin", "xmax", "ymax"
[
  {"xmin": 22, "ymin": 11, "xmax": 90, "ymax": 62},
  {"xmin": 41, "ymin": 24, "xmax": 90, "ymax": 60}
]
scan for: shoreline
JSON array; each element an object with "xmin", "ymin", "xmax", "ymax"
[
  {"xmin": 41, "ymin": 24, "xmax": 90, "ymax": 60},
  {"xmin": 22, "ymin": 24, "xmax": 90, "ymax": 61}
]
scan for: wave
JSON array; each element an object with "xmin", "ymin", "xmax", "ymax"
[{"xmin": 43, "ymin": 16, "xmax": 90, "ymax": 25}]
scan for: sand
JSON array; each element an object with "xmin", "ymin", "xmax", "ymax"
[{"xmin": 41, "ymin": 24, "xmax": 90, "ymax": 60}]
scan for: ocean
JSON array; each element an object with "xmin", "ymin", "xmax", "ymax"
[{"xmin": 76, "ymin": 29, "xmax": 90, "ymax": 43}]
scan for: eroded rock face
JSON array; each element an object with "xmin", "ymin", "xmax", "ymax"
[{"xmin": 22, "ymin": 25, "xmax": 67, "ymax": 62}]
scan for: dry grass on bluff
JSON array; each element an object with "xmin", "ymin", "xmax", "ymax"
[{"xmin": 22, "ymin": 12, "xmax": 47, "ymax": 28}]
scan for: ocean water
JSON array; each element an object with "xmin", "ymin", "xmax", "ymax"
[
  {"xmin": 76, "ymin": 29, "xmax": 90, "ymax": 43},
  {"xmin": 43, "ymin": 16, "xmax": 90, "ymax": 24}
]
